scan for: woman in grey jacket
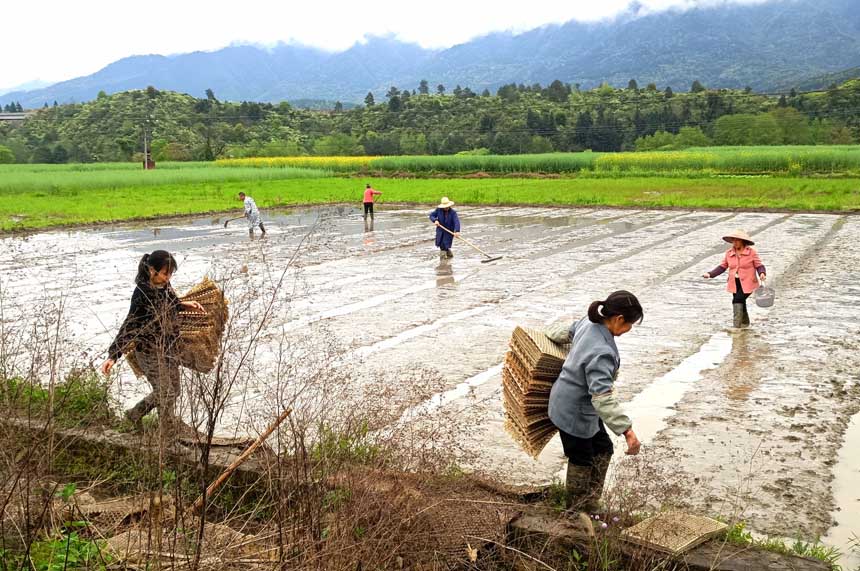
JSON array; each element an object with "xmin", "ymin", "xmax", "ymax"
[{"xmin": 547, "ymin": 290, "xmax": 643, "ymax": 513}]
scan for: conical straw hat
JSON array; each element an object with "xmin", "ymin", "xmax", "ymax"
[{"xmin": 722, "ymin": 229, "xmax": 754, "ymax": 246}]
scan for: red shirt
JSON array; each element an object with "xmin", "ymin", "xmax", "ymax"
[{"xmin": 363, "ymin": 188, "xmax": 381, "ymax": 203}]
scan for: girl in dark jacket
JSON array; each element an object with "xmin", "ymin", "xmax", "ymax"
[{"xmin": 101, "ymin": 250, "xmax": 204, "ymax": 432}]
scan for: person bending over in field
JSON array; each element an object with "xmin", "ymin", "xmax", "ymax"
[
  {"xmin": 238, "ymin": 192, "xmax": 266, "ymax": 238},
  {"xmin": 101, "ymin": 250, "xmax": 205, "ymax": 436},
  {"xmin": 546, "ymin": 291, "xmax": 643, "ymax": 514},
  {"xmin": 429, "ymin": 196, "xmax": 460, "ymax": 258},
  {"xmin": 362, "ymin": 183, "xmax": 382, "ymax": 221}
]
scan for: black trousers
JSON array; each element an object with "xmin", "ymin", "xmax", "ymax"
[
  {"xmin": 732, "ymin": 277, "xmax": 751, "ymax": 305},
  {"xmin": 363, "ymin": 203, "xmax": 374, "ymax": 217},
  {"xmin": 559, "ymin": 420, "xmax": 614, "ymax": 467}
]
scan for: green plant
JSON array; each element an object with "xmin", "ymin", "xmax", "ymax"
[
  {"xmin": 322, "ymin": 487, "xmax": 352, "ymax": 511},
  {"xmin": 787, "ymin": 539, "xmax": 842, "ymax": 569},
  {"xmin": 2, "ymin": 372, "xmax": 116, "ymax": 427},
  {"xmin": 58, "ymin": 482, "xmax": 77, "ymax": 502},
  {"xmin": 161, "ymin": 469, "xmax": 177, "ymax": 491},
  {"xmin": 569, "ymin": 547, "xmax": 587, "ymax": 570},
  {"xmin": 721, "ymin": 520, "xmax": 842, "ymax": 570},
  {"xmin": 28, "ymin": 531, "xmax": 112, "ymax": 571},
  {"xmin": 442, "ymin": 461, "xmax": 466, "ymax": 480},
  {"xmin": 722, "ymin": 520, "xmax": 753, "ymax": 545},
  {"xmin": 545, "ymin": 479, "xmax": 569, "ymax": 513},
  {"xmin": 311, "ymin": 421, "xmax": 381, "ymax": 465},
  {"xmin": 0, "ymin": 548, "xmax": 23, "ymax": 571}
]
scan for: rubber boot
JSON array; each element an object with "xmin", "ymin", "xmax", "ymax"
[
  {"xmin": 446, "ymin": 249, "xmax": 454, "ymax": 258},
  {"xmin": 732, "ymin": 303, "xmax": 744, "ymax": 328},
  {"xmin": 589, "ymin": 453, "xmax": 612, "ymax": 512},
  {"xmin": 125, "ymin": 396, "xmax": 155, "ymax": 432},
  {"xmin": 259, "ymin": 222, "xmax": 266, "ymax": 235},
  {"xmin": 564, "ymin": 462, "xmax": 595, "ymax": 514},
  {"xmin": 741, "ymin": 305, "xmax": 750, "ymax": 328}
]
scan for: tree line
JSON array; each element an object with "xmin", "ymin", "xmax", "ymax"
[{"xmin": 0, "ymin": 78, "xmax": 858, "ymax": 164}]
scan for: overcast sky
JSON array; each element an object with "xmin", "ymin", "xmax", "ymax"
[{"xmin": 1, "ymin": 0, "xmax": 773, "ymax": 90}]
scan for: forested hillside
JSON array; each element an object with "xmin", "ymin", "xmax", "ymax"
[{"xmin": 1, "ymin": 79, "xmax": 858, "ymax": 163}]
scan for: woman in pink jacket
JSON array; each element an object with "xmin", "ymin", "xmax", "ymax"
[{"xmin": 702, "ymin": 230, "xmax": 767, "ymax": 328}]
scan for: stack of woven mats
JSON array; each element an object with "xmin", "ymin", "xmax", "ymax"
[
  {"xmin": 174, "ymin": 277, "xmax": 229, "ymax": 373},
  {"xmin": 502, "ymin": 326, "xmax": 568, "ymax": 457},
  {"xmin": 128, "ymin": 277, "xmax": 229, "ymax": 376}
]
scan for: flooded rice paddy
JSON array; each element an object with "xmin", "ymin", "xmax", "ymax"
[{"xmin": 1, "ymin": 205, "xmax": 858, "ymax": 562}]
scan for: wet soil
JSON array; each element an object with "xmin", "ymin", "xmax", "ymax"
[{"xmin": 2, "ymin": 205, "xmax": 858, "ymax": 561}]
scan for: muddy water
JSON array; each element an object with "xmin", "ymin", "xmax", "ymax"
[{"xmin": 2, "ymin": 205, "xmax": 858, "ymax": 561}]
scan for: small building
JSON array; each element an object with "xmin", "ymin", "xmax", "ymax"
[{"xmin": 0, "ymin": 112, "xmax": 35, "ymax": 124}]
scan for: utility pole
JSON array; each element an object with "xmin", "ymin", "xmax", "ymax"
[{"xmin": 142, "ymin": 121, "xmax": 154, "ymax": 169}]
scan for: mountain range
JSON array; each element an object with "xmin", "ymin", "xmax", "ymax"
[{"xmin": 3, "ymin": 0, "xmax": 859, "ymax": 108}]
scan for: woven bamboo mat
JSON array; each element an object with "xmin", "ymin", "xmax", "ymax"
[
  {"xmin": 621, "ymin": 512, "xmax": 727, "ymax": 555},
  {"xmin": 127, "ymin": 278, "xmax": 229, "ymax": 377},
  {"xmin": 502, "ymin": 326, "xmax": 568, "ymax": 458}
]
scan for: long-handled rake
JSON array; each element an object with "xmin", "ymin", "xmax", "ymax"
[
  {"xmin": 223, "ymin": 216, "xmax": 245, "ymax": 228},
  {"xmin": 438, "ymin": 225, "xmax": 503, "ymax": 263}
]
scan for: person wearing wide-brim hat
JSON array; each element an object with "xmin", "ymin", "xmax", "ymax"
[
  {"xmin": 428, "ymin": 197, "xmax": 460, "ymax": 258},
  {"xmin": 702, "ymin": 230, "xmax": 767, "ymax": 328}
]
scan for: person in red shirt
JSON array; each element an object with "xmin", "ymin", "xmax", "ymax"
[{"xmin": 362, "ymin": 184, "xmax": 382, "ymax": 221}]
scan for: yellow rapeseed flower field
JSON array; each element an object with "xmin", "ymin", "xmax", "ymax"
[
  {"xmin": 595, "ymin": 151, "xmax": 718, "ymax": 171},
  {"xmin": 217, "ymin": 156, "xmax": 376, "ymax": 171}
]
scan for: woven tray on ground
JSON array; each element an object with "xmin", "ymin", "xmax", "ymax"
[
  {"xmin": 54, "ymin": 492, "xmax": 166, "ymax": 535},
  {"xmin": 127, "ymin": 278, "xmax": 229, "ymax": 376},
  {"xmin": 502, "ymin": 326, "xmax": 567, "ymax": 458},
  {"xmin": 620, "ymin": 512, "xmax": 727, "ymax": 555},
  {"xmin": 107, "ymin": 521, "xmax": 274, "ymax": 565}
]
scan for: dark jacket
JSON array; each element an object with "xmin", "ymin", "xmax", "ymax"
[
  {"xmin": 108, "ymin": 281, "xmax": 181, "ymax": 361},
  {"xmin": 429, "ymin": 208, "xmax": 461, "ymax": 249}
]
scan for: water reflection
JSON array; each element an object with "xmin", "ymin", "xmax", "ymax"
[
  {"xmin": 435, "ymin": 258, "xmax": 455, "ymax": 287},
  {"xmin": 723, "ymin": 330, "xmax": 770, "ymax": 402}
]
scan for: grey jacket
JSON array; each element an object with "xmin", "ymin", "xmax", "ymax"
[{"xmin": 547, "ymin": 318, "xmax": 631, "ymax": 438}]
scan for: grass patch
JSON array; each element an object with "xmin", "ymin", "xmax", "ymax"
[
  {"xmin": 2, "ymin": 372, "xmax": 116, "ymax": 428},
  {"xmin": 1, "ymin": 174, "xmax": 859, "ymax": 231},
  {"xmin": 722, "ymin": 521, "xmax": 843, "ymax": 569},
  {"xmin": 0, "ymin": 161, "xmax": 333, "ymax": 195},
  {"xmin": 311, "ymin": 421, "xmax": 382, "ymax": 466}
]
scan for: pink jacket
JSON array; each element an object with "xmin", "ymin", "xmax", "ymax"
[{"xmin": 709, "ymin": 247, "xmax": 766, "ymax": 294}]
